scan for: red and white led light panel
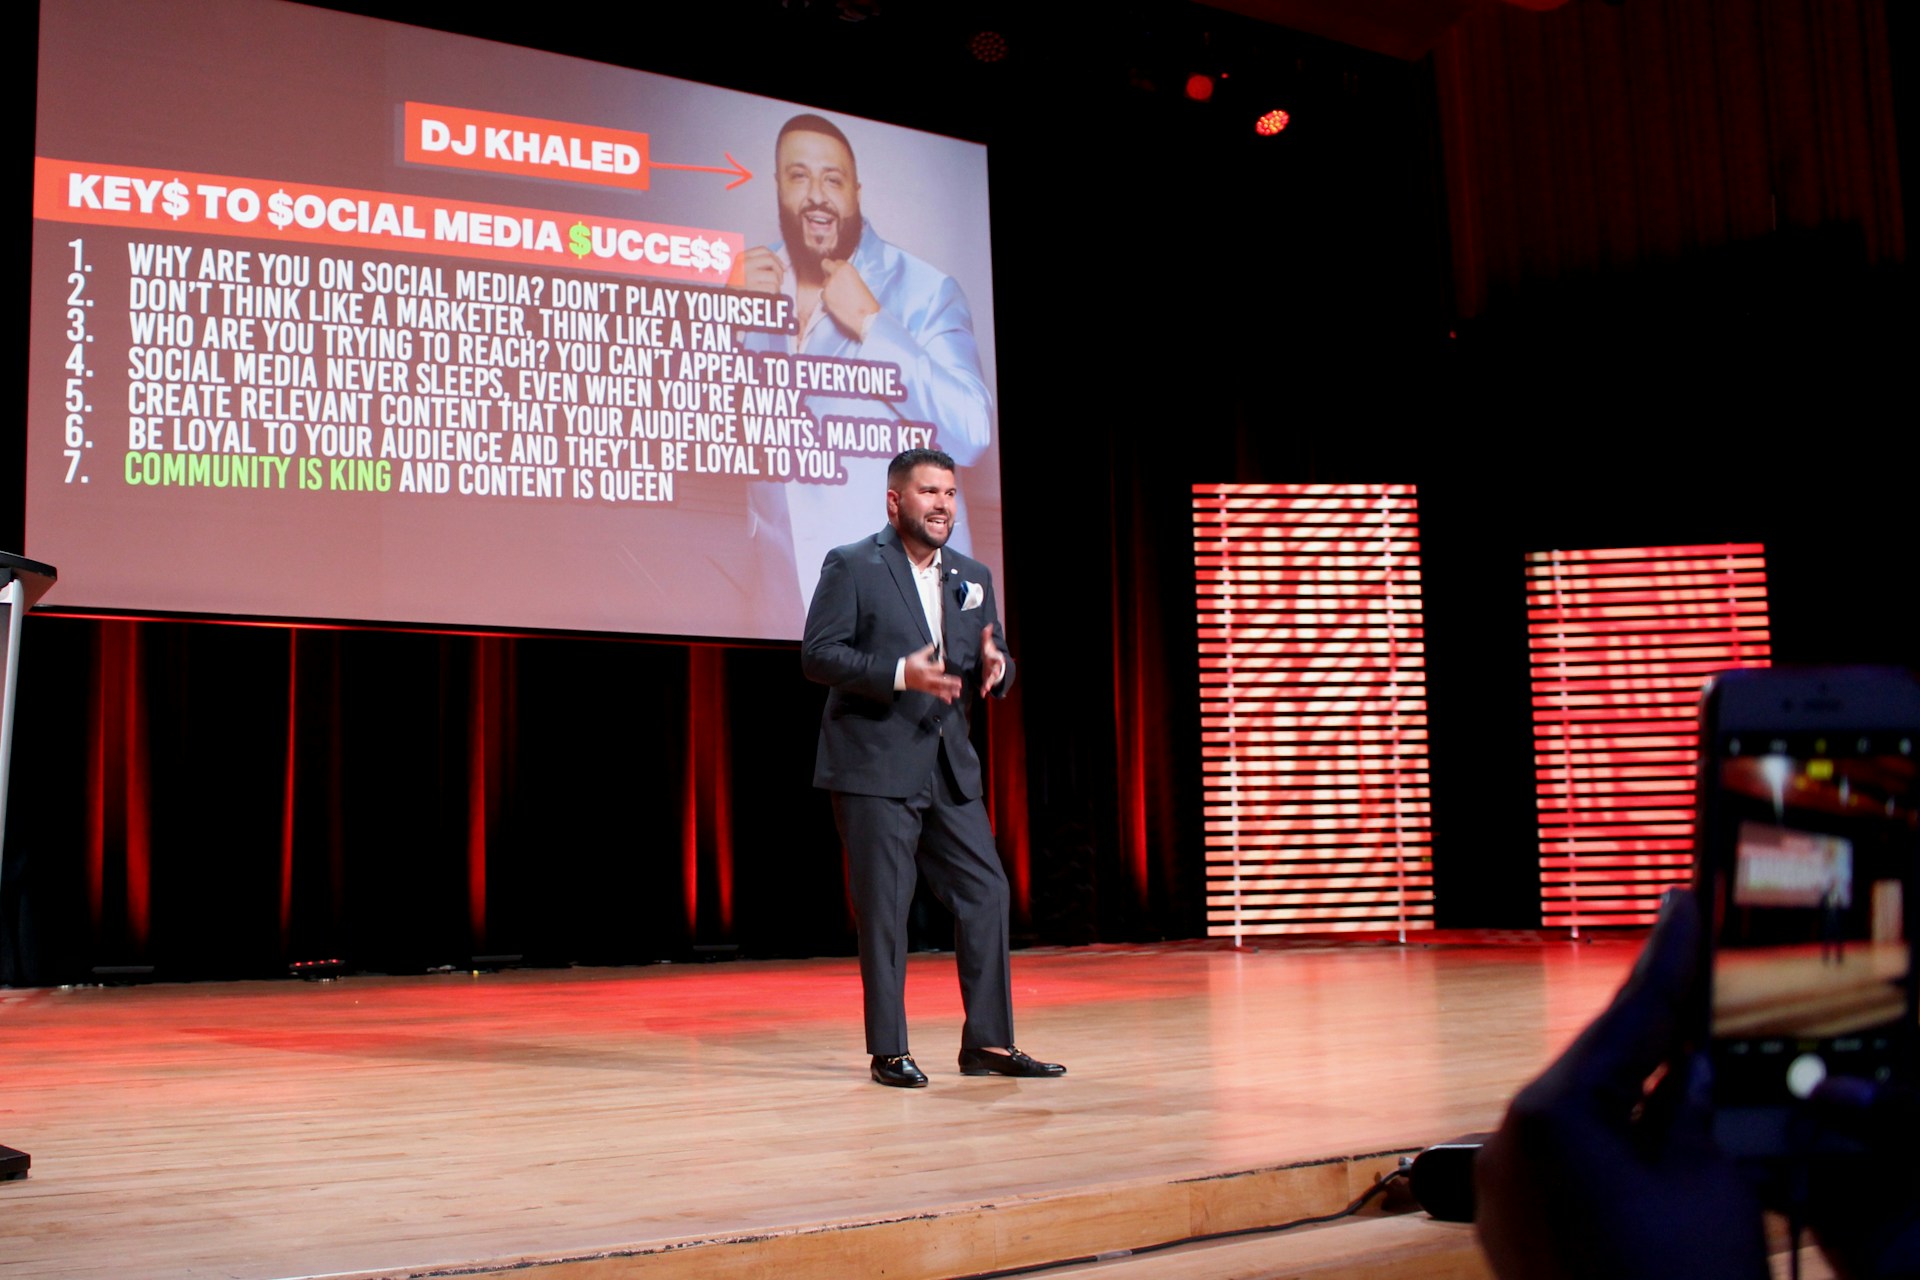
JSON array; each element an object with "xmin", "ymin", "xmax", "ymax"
[
  {"xmin": 1528, "ymin": 544, "xmax": 1771, "ymax": 929},
  {"xmin": 1194, "ymin": 484, "xmax": 1432, "ymax": 940}
]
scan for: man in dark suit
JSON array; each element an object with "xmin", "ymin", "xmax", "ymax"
[{"xmin": 802, "ymin": 448, "xmax": 1065, "ymax": 1087}]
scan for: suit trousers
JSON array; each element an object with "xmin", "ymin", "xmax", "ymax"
[{"xmin": 831, "ymin": 751, "xmax": 1014, "ymax": 1057}]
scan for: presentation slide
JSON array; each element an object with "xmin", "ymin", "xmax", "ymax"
[{"xmin": 27, "ymin": 0, "xmax": 1002, "ymax": 641}]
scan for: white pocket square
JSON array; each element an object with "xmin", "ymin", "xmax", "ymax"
[{"xmin": 960, "ymin": 581, "xmax": 984, "ymax": 611}]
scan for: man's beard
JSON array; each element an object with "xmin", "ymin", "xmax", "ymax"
[
  {"xmin": 780, "ymin": 201, "xmax": 859, "ymax": 279},
  {"xmin": 901, "ymin": 510, "xmax": 953, "ymax": 550}
]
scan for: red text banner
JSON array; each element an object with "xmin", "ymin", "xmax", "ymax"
[
  {"xmin": 35, "ymin": 158, "xmax": 741, "ymax": 284},
  {"xmin": 405, "ymin": 102, "xmax": 652, "ymax": 191}
]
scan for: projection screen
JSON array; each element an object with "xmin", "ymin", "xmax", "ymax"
[{"xmin": 26, "ymin": 0, "xmax": 1003, "ymax": 641}]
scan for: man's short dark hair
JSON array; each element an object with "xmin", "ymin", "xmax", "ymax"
[
  {"xmin": 889, "ymin": 448, "xmax": 956, "ymax": 484},
  {"xmin": 776, "ymin": 113, "xmax": 856, "ymax": 165}
]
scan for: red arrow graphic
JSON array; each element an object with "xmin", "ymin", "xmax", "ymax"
[{"xmin": 651, "ymin": 151, "xmax": 753, "ymax": 190}]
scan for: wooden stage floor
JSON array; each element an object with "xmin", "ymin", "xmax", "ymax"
[{"xmin": 0, "ymin": 938, "xmax": 1640, "ymax": 1280}]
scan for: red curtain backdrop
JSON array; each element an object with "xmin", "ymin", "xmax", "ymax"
[
  {"xmin": 988, "ymin": 690, "xmax": 1033, "ymax": 926},
  {"xmin": 467, "ymin": 636, "xmax": 517, "ymax": 951},
  {"xmin": 1111, "ymin": 463, "xmax": 1183, "ymax": 916},
  {"xmin": 1436, "ymin": 0, "xmax": 1905, "ymax": 317},
  {"xmin": 6, "ymin": 621, "xmax": 821, "ymax": 982},
  {"xmin": 86, "ymin": 621, "xmax": 150, "ymax": 955},
  {"xmin": 685, "ymin": 645, "xmax": 736, "ymax": 939}
]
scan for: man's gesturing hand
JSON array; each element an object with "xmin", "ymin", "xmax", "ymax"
[
  {"xmin": 980, "ymin": 626, "xmax": 1006, "ymax": 694},
  {"xmin": 904, "ymin": 643, "xmax": 961, "ymax": 703},
  {"xmin": 1474, "ymin": 889, "xmax": 1767, "ymax": 1280}
]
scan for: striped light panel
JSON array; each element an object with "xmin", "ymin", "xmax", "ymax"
[
  {"xmin": 1528, "ymin": 543, "xmax": 1771, "ymax": 930},
  {"xmin": 1193, "ymin": 484, "xmax": 1432, "ymax": 941}
]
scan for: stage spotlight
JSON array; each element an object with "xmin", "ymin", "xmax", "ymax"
[
  {"xmin": 1255, "ymin": 108, "xmax": 1291, "ymax": 136},
  {"xmin": 1185, "ymin": 73, "xmax": 1215, "ymax": 102},
  {"xmin": 968, "ymin": 30, "xmax": 1009, "ymax": 63}
]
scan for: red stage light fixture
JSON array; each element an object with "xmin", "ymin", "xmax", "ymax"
[
  {"xmin": 968, "ymin": 31, "xmax": 1009, "ymax": 63},
  {"xmin": 1185, "ymin": 73, "xmax": 1215, "ymax": 102},
  {"xmin": 1255, "ymin": 109, "xmax": 1291, "ymax": 136}
]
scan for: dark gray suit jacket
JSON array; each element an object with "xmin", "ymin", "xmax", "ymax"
[{"xmin": 801, "ymin": 525, "xmax": 1014, "ymax": 800}]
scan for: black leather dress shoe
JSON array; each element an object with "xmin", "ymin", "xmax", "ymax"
[
  {"xmin": 958, "ymin": 1046, "xmax": 1067, "ymax": 1077},
  {"xmin": 871, "ymin": 1054, "xmax": 928, "ymax": 1088}
]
